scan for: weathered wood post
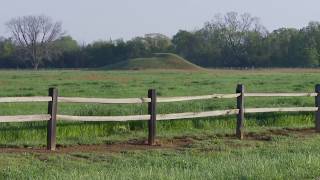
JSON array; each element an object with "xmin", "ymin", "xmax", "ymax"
[
  {"xmin": 315, "ymin": 84, "xmax": 320, "ymax": 132},
  {"xmin": 148, "ymin": 89, "xmax": 157, "ymax": 145},
  {"xmin": 236, "ymin": 84, "xmax": 245, "ymax": 139},
  {"xmin": 47, "ymin": 88, "xmax": 58, "ymax": 150}
]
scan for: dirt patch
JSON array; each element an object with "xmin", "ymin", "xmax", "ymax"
[
  {"xmin": 282, "ymin": 127, "xmax": 316, "ymax": 137},
  {"xmin": 0, "ymin": 137, "xmax": 194, "ymax": 154},
  {"xmin": 245, "ymin": 127, "xmax": 316, "ymax": 141},
  {"xmin": 0, "ymin": 128, "xmax": 317, "ymax": 154},
  {"xmin": 245, "ymin": 132, "xmax": 273, "ymax": 141}
]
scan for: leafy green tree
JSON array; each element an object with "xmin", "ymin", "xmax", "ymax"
[
  {"xmin": 264, "ymin": 28, "xmax": 298, "ymax": 67},
  {"xmin": 47, "ymin": 36, "xmax": 80, "ymax": 67},
  {"xmin": 0, "ymin": 38, "xmax": 14, "ymax": 58},
  {"xmin": 144, "ymin": 33, "xmax": 172, "ymax": 52},
  {"xmin": 126, "ymin": 37, "xmax": 150, "ymax": 58},
  {"xmin": 301, "ymin": 47, "xmax": 319, "ymax": 67},
  {"xmin": 0, "ymin": 37, "xmax": 20, "ymax": 68},
  {"xmin": 84, "ymin": 40, "xmax": 116, "ymax": 67},
  {"xmin": 204, "ymin": 12, "xmax": 267, "ymax": 66}
]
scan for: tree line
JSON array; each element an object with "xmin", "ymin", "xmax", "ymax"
[{"xmin": 1, "ymin": 12, "xmax": 320, "ymax": 69}]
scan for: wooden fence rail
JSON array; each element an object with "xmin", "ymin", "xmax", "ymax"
[
  {"xmin": 58, "ymin": 97, "xmax": 151, "ymax": 104},
  {"xmin": 0, "ymin": 115, "xmax": 51, "ymax": 122},
  {"xmin": 245, "ymin": 107, "xmax": 318, "ymax": 113},
  {"xmin": 57, "ymin": 114, "xmax": 151, "ymax": 122},
  {"xmin": 244, "ymin": 93, "xmax": 317, "ymax": 97},
  {"xmin": 0, "ymin": 84, "xmax": 319, "ymax": 150},
  {"xmin": 0, "ymin": 96, "xmax": 52, "ymax": 103}
]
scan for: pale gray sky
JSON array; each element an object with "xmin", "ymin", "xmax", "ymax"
[{"xmin": 0, "ymin": 0, "xmax": 319, "ymax": 43}]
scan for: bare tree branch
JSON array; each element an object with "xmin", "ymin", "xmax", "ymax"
[{"xmin": 6, "ymin": 15, "xmax": 64, "ymax": 70}]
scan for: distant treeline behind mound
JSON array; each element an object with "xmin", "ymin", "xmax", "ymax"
[{"xmin": 1, "ymin": 12, "xmax": 320, "ymax": 69}]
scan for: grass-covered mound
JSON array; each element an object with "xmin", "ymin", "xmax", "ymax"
[{"xmin": 104, "ymin": 53, "xmax": 202, "ymax": 70}]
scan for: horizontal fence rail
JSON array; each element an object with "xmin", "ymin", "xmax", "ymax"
[
  {"xmin": 0, "ymin": 96, "xmax": 52, "ymax": 103},
  {"xmin": 56, "ymin": 109, "xmax": 240, "ymax": 122},
  {"xmin": 0, "ymin": 114, "xmax": 51, "ymax": 122},
  {"xmin": 157, "ymin": 109, "xmax": 239, "ymax": 120},
  {"xmin": 245, "ymin": 93, "xmax": 317, "ymax": 97},
  {"xmin": 58, "ymin": 97, "xmax": 151, "ymax": 104},
  {"xmin": 0, "ymin": 84, "xmax": 320, "ymax": 150},
  {"xmin": 54, "ymin": 107, "xmax": 315, "ymax": 122},
  {"xmin": 157, "ymin": 93, "xmax": 240, "ymax": 102},
  {"xmin": 58, "ymin": 93, "xmax": 240, "ymax": 104},
  {"xmin": 245, "ymin": 107, "xmax": 318, "ymax": 113},
  {"xmin": 57, "ymin": 114, "xmax": 150, "ymax": 122},
  {"xmin": 0, "ymin": 93, "xmax": 316, "ymax": 104}
]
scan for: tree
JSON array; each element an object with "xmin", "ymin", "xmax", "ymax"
[
  {"xmin": 126, "ymin": 37, "xmax": 151, "ymax": 58},
  {"xmin": 172, "ymin": 30, "xmax": 196, "ymax": 58},
  {"xmin": 0, "ymin": 37, "xmax": 14, "ymax": 58},
  {"xmin": 172, "ymin": 30, "xmax": 222, "ymax": 66},
  {"xmin": 144, "ymin": 33, "xmax": 172, "ymax": 52},
  {"xmin": 47, "ymin": 36, "xmax": 80, "ymax": 68},
  {"xmin": 85, "ymin": 40, "xmax": 116, "ymax": 67},
  {"xmin": 0, "ymin": 37, "xmax": 18, "ymax": 68},
  {"xmin": 263, "ymin": 28, "xmax": 298, "ymax": 67},
  {"xmin": 6, "ymin": 15, "xmax": 64, "ymax": 69},
  {"xmin": 298, "ymin": 22, "xmax": 320, "ymax": 66},
  {"xmin": 204, "ymin": 12, "xmax": 267, "ymax": 66},
  {"xmin": 53, "ymin": 36, "xmax": 79, "ymax": 52}
]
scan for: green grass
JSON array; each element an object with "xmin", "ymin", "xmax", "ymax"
[
  {"xmin": 0, "ymin": 69, "xmax": 320, "ymax": 179},
  {"xmin": 0, "ymin": 70, "xmax": 320, "ymax": 146},
  {"xmin": 0, "ymin": 69, "xmax": 317, "ymax": 146},
  {"xmin": 103, "ymin": 53, "xmax": 202, "ymax": 70},
  {"xmin": 1, "ymin": 133, "xmax": 320, "ymax": 179}
]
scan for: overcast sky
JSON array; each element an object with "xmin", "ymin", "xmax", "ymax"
[{"xmin": 0, "ymin": 0, "xmax": 319, "ymax": 43}]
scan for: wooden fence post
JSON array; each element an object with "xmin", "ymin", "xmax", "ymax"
[
  {"xmin": 47, "ymin": 88, "xmax": 58, "ymax": 150},
  {"xmin": 315, "ymin": 84, "xmax": 320, "ymax": 132},
  {"xmin": 148, "ymin": 89, "xmax": 157, "ymax": 145},
  {"xmin": 236, "ymin": 84, "xmax": 245, "ymax": 139}
]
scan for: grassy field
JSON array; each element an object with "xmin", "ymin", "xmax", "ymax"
[{"xmin": 0, "ymin": 69, "xmax": 320, "ymax": 179}]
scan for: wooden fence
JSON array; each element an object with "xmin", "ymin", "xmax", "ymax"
[{"xmin": 0, "ymin": 84, "xmax": 320, "ymax": 151}]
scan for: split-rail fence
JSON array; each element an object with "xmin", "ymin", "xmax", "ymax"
[{"xmin": 0, "ymin": 84, "xmax": 320, "ymax": 151}]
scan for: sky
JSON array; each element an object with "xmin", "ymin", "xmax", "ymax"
[{"xmin": 0, "ymin": 0, "xmax": 319, "ymax": 43}]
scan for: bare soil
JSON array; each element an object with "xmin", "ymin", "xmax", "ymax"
[{"xmin": 0, "ymin": 127, "xmax": 317, "ymax": 154}]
